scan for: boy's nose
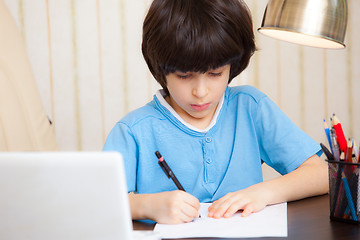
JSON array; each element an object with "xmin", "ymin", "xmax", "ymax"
[{"xmin": 192, "ymin": 77, "xmax": 208, "ymax": 98}]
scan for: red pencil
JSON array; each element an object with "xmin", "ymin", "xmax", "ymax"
[{"xmin": 331, "ymin": 115, "xmax": 347, "ymax": 153}]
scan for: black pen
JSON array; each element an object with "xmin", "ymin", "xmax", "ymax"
[
  {"xmin": 155, "ymin": 151, "xmax": 201, "ymax": 218},
  {"xmin": 320, "ymin": 143, "xmax": 334, "ymax": 161},
  {"xmin": 155, "ymin": 151, "xmax": 185, "ymax": 191}
]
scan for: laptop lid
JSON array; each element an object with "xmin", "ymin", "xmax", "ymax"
[{"xmin": 0, "ymin": 151, "xmax": 132, "ymax": 240}]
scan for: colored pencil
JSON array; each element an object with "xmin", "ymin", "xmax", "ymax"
[{"xmin": 332, "ymin": 115, "xmax": 347, "ymax": 153}]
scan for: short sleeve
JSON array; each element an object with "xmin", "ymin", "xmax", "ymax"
[
  {"xmin": 103, "ymin": 122, "xmax": 138, "ymax": 192},
  {"xmin": 255, "ymin": 96, "xmax": 322, "ymax": 175}
]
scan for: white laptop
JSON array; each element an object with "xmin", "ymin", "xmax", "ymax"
[{"xmin": 0, "ymin": 152, "xmax": 133, "ymax": 240}]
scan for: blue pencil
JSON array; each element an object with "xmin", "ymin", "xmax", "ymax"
[
  {"xmin": 323, "ymin": 119, "xmax": 333, "ymax": 153},
  {"xmin": 342, "ymin": 172, "xmax": 358, "ymax": 221}
]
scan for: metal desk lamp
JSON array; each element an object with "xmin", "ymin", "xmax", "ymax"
[{"xmin": 258, "ymin": 0, "xmax": 348, "ymax": 49}]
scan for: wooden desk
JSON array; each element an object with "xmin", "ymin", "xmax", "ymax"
[{"xmin": 133, "ymin": 194, "xmax": 360, "ymax": 239}]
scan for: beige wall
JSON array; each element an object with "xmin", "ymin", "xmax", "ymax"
[{"xmin": 4, "ymin": 0, "xmax": 360, "ymax": 178}]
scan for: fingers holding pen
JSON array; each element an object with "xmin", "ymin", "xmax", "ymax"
[
  {"xmin": 152, "ymin": 190, "xmax": 200, "ymax": 223},
  {"xmin": 182, "ymin": 190, "xmax": 201, "ymax": 218}
]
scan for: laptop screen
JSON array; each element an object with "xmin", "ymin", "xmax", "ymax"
[{"xmin": 0, "ymin": 152, "xmax": 132, "ymax": 240}]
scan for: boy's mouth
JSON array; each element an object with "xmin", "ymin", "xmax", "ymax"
[{"xmin": 190, "ymin": 103, "xmax": 210, "ymax": 111}]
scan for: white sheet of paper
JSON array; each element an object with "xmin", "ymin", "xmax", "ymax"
[{"xmin": 154, "ymin": 202, "xmax": 287, "ymax": 238}]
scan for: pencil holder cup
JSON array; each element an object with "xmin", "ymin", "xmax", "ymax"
[{"xmin": 327, "ymin": 160, "xmax": 360, "ymax": 224}]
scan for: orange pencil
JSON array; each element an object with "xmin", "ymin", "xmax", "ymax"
[
  {"xmin": 332, "ymin": 115, "xmax": 347, "ymax": 153},
  {"xmin": 345, "ymin": 139, "xmax": 356, "ymax": 173},
  {"xmin": 345, "ymin": 138, "xmax": 353, "ymax": 163}
]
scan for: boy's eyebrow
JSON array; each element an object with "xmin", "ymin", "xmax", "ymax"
[{"xmin": 174, "ymin": 71, "xmax": 192, "ymax": 74}]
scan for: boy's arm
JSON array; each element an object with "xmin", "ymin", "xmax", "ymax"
[
  {"xmin": 208, "ymin": 154, "xmax": 328, "ymax": 218},
  {"xmin": 129, "ymin": 190, "xmax": 201, "ymax": 224},
  {"xmin": 261, "ymin": 154, "xmax": 328, "ymax": 203}
]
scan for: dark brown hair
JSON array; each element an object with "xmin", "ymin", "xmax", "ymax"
[{"xmin": 142, "ymin": 0, "xmax": 256, "ymax": 93}]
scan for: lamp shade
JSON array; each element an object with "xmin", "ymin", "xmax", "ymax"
[{"xmin": 258, "ymin": 0, "xmax": 348, "ymax": 49}]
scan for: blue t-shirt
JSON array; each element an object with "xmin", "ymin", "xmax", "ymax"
[{"xmin": 103, "ymin": 86, "xmax": 321, "ymax": 202}]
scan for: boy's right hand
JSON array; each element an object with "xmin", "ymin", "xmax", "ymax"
[{"xmin": 129, "ymin": 190, "xmax": 200, "ymax": 224}]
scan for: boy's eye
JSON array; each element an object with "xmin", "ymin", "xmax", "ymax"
[
  {"xmin": 177, "ymin": 74, "xmax": 191, "ymax": 79},
  {"xmin": 208, "ymin": 72, "xmax": 222, "ymax": 77}
]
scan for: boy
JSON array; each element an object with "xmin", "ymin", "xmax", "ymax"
[{"xmin": 103, "ymin": 0, "xmax": 328, "ymax": 224}]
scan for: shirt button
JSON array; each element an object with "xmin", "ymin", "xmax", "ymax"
[
  {"xmin": 206, "ymin": 158, "xmax": 212, "ymax": 164},
  {"xmin": 205, "ymin": 137, "xmax": 212, "ymax": 143}
]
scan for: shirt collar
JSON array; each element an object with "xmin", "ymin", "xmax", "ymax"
[{"xmin": 155, "ymin": 89, "xmax": 224, "ymax": 133}]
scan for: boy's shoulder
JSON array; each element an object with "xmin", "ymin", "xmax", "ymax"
[
  {"xmin": 119, "ymin": 100, "xmax": 163, "ymax": 128},
  {"xmin": 227, "ymin": 85, "xmax": 267, "ymax": 103}
]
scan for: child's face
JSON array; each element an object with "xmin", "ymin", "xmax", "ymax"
[{"xmin": 165, "ymin": 64, "xmax": 230, "ymax": 129}]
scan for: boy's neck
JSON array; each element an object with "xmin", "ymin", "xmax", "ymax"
[{"xmin": 165, "ymin": 95, "xmax": 217, "ymax": 130}]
